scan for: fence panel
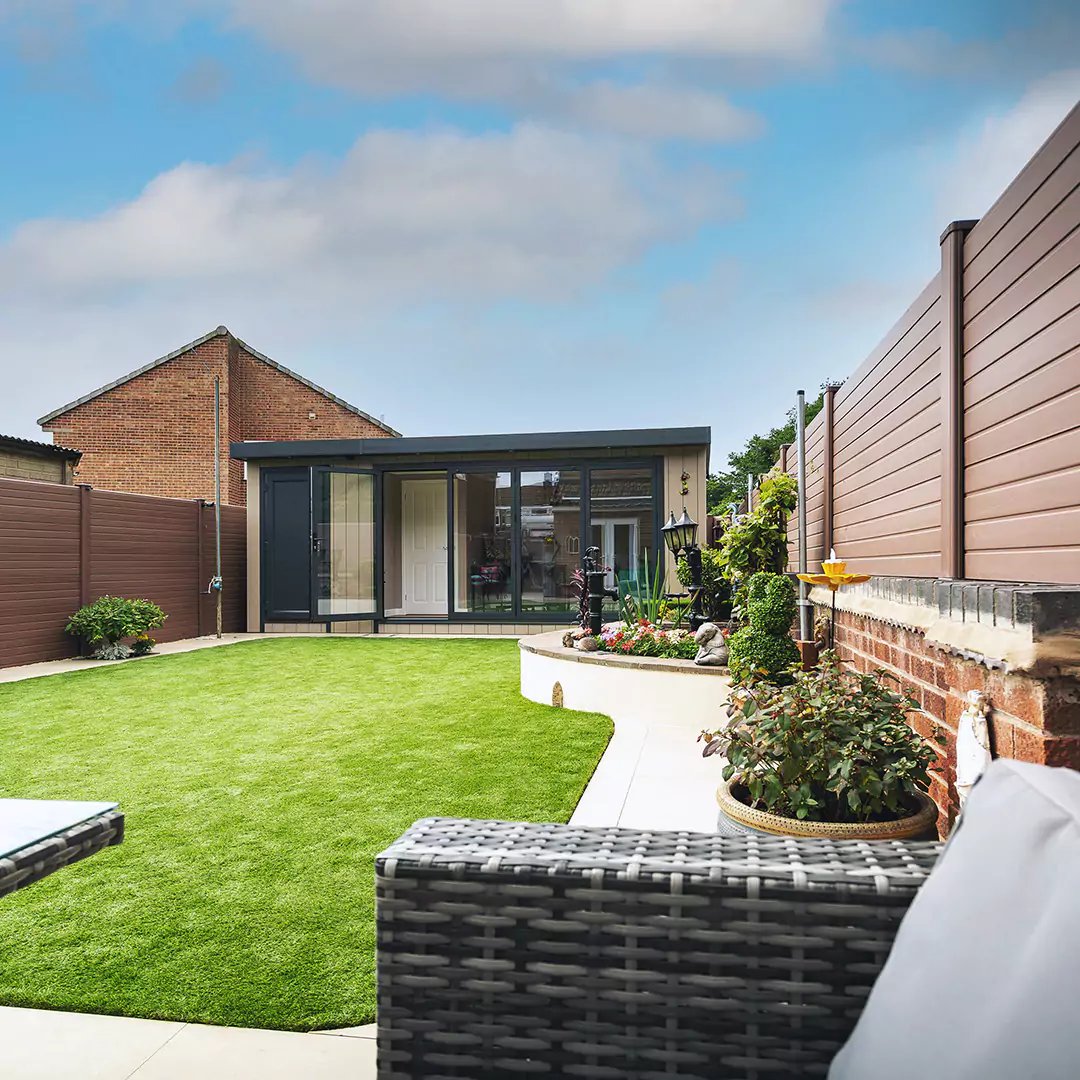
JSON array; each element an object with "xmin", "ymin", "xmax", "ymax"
[
  {"xmin": 961, "ymin": 104, "xmax": 1080, "ymax": 584},
  {"xmin": 772, "ymin": 101, "xmax": 1079, "ymax": 584},
  {"xmin": 0, "ymin": 479, "xmax": 82, "ymax": 666},
  {"xmin": 831, "ymin": 276, "xmax": 944, "ymax": 577},
  {"xmin": 0, "ymin": 478, "xmax": 247, "ymax": 669}
]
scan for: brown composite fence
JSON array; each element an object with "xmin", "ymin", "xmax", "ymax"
[
  {"xmin": 777, "ymin": 101, "xmax": 1080, "ymax": 585},
  {"xmin": 0, "ymin": 478, "xmax": 246, "ymax": 668}
]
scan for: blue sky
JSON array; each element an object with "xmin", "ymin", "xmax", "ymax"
[{"xmin": 1, "ymin": 1, "xmax": 1078, "ymax": 466}]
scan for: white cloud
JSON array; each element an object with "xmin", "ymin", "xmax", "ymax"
[
  {"xmin": 0, "ymin": 123, "xmax": 737, "ymax": 437},
  {"xmin": 0, "ymin": 124, "xmax": 733, "ymax": 304},
  {"xmin": 217, "ymin": 0, "xmax": 830, "ymax": 139},
  {"xmin": 226, "ymin": 0, "xmax": 834, "ymax": 73},
  {"xmin": 936, "ymin": 68, "xmax": 1080, "ymax": 219},
  {"xmin": 2, "ymin": 0, "xmax": 836, "ymax": 140},
  {"xmin": 555, "ymin": 82, "xmax": 762, "ymax": 142}
]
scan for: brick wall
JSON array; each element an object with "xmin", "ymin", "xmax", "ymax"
[
  {"xmin": 41, "ymin": 329, "xmax": 395, "ymax": 505},
  {"xmin": 830, "ymin": 606, "xmax": 1080, "ymax": 836}
]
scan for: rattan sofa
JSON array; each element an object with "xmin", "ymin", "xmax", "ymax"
[
  {"xmin": 0, "ymin": 809, "xmax": 124, "ymax": 898},
  {"xmin": 376, "ymin": 817, "xmax": 942, "ymax": 1079}
]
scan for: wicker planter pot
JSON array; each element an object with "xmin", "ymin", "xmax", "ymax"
[{"xmin": 716, "ymin": 780, "xmax": 938, "ymax": 840}]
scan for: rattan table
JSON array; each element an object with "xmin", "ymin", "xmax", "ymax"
[{"xmin": 0, "ymin": 799, "xmax": 124, "ymax": 898}]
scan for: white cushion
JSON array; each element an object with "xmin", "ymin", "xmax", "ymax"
[{"xmin": 830, "ymin": 758, "xmax": 1080, "ymax": 1080}]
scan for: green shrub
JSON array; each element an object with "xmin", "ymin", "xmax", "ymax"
[
  {"xmin": 131, "ymin": 634, "xmax": 156, "ymax": 656},
  {"xmin": 726, "ymin": 572, "xmax": 798, "ymax": 683},
  {"xmin": 702, "ymin": 652, "xmax": 935, "ymax": 823},
  {"xmin": 745, "ymin": 572, "xmax": 797, "ymax": 634},
  {"xmin": 66, "ymin": 596, "xmax": 167, "ymax": 660},
  {"xmin": 715, "ymin": 470, "xmax": 798, "ymax": 616},
  {"xmin": 727, "ymin": 626, "xmax": 799, "ymax": 682}
]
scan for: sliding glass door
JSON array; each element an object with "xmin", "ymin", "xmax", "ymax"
[{"xmin": 312, "ymin": 468, "xmax": 376, "ymax": 617}]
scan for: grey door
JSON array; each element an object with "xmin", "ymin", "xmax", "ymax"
[{"xmin": 262, "ymin": 468, "xmax": 312, "ymax": 622}]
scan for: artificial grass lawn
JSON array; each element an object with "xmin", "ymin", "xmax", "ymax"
[{"xmin": 0, "ymin": 638, "xmax": 611, "ymax": 1030}]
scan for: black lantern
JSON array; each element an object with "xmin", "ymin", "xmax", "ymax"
[
  {"xmin": 673, "ymin": 506, "xmax": 698, "ymax": 552},
  {"xmin": 661, "ymin": 509, "xmax": 681, "ymax": 554},
  {"xmin": 662, "ymin": 506, "xmax": 705, "ymax": 631}
]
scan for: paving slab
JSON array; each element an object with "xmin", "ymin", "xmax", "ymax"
[
  {"xmin": 129, "ymin": 1022, "xmax": 375, "ymax": 1080},
  {"xmin": 0, "ymin": 1006, "xmax": 183, "ymax": 1080}
]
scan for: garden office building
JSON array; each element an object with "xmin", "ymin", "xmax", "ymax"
[{"xmin": 232, "ymin": 428, "xmax": 710, "ymax": 635}]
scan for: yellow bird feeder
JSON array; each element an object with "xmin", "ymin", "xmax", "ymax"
[{"xmin": 797, "ymin": 549, "xmax": 871, "ymax": 649}]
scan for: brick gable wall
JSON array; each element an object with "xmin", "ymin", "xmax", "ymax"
[{"xmin": 41, "ymin": 330, "xmax": 395, "ymax": 505}]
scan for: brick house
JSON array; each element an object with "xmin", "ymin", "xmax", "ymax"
[
  {"xmin": 38, "ymin": 326, "xmax": 399, "ymax": 505},
  {"xmin": 0, "ymin": 434, "xmax": 81, "ymax": 485}
]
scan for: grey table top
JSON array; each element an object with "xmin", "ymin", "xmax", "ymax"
[{"xmin": 0, "ymin": 799, "xmax": 119, "ymax": 859}]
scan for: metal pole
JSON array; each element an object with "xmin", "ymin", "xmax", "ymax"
[
  {"xmin": 747, "ymin": 473, "xmax": 753, "ymax": 511},
  {"xmin": 214, "ymin": 376, "xmax": 223, "ymax": 639},
  {"xmin": 796, "ymin": 389, "xmax": 812, "ymax": 641}
]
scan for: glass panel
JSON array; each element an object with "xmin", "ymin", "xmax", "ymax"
[
  {"xmin": 588, "ymin": 466, "xmax": 655, "ymax": 613},
  {"xmin": 453, "ymin": 472, "xmax": 512, "ymax": 613},
  {"xmin": 519, "ymin": 469, "xmax": 581, "ymax": 615},
  {"xmin": 314, "ymin": 470, "xmax": 376, "ymax": 615}
]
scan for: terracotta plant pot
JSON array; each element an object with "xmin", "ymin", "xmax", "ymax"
[{"xmin": 715, "ymin": 780, "xmax": 938, "ymax": 840}]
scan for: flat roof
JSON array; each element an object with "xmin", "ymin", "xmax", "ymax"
[{"xmin": 231, "ymin": 427, "xmax": 710, "ymax": 461}]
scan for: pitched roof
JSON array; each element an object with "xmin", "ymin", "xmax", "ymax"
[
  {"xmin": 37, "ymin": 326, "xmax": 401, "ymax": 436},
  {"xmin": 1, "ymin": 434, "xmax": 82, "ymax": 460}
]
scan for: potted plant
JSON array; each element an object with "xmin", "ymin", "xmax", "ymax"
[{"xmin": 701, "ymin": 652, "xmax": 938, "ymax": 840}]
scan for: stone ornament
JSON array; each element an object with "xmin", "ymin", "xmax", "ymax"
[
  {"xmin": 955, "ymin": 689, "xmax": 991, "ymax": 808},
  {"xmin": 694, "ymin": 622, "xmax": 728, "ymax": 667},
  {"xmin": 551, "ymin": 681, "xmax": 564, "ymax": 708}
]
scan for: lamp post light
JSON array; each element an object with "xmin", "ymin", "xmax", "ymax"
[{"xmin": 663, "ymin": 506, "xmax": 706, "ymax": 632}]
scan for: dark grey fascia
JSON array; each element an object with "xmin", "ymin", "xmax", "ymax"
[{"xmin": 231, "ymin": 427, "xmax": 711, "ymax": 461}]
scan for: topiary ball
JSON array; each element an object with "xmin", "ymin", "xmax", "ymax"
[
  {"xmin": 745, "ymin": 572, "xmax": 797, "ymax": 635},
  {"xmin": 727, "ymin": 625, "xmax": 800, "ymax": 684}
]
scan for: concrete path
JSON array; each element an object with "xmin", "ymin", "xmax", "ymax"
[
  {"xmin": 0, "ymin": 1007, "xmax": 376, "ymax": 1079},
  {"xmin": 569, "ymin": 677, "xmax": 730, "ymax": 834},
  {"xmin": 0, "ymin": 634, "xmax": 257, "ymax": 684}
]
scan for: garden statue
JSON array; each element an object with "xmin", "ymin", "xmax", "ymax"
[
  {"xmin": 955, "ymin": 689, "xmax": 992, "ymax": 808},
  {"xmin": 693, "ymin": 622, "xmax": 728, "ymax": 667}
]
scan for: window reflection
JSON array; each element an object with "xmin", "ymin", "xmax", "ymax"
[
  {"xmin": 520, "ymin": 470, "xmax": 580, "ymax": 614},
  {"xmin": 314, "ymin": 470, "xmax": 375, "ymax": 615},
  {"xmin": 453, "ymin": 472, "xmax": 512, "ymax": 613},
  {"xmin": 588, "ymin": 467, "xmax": 655, "ymax": 612}
]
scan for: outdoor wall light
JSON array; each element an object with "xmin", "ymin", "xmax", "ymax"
[{"xmin": 663, "ymin": 506, "xmax": 705, "ymax": 631}]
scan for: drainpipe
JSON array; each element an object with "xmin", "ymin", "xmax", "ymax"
[{"xmin": 796, "ymin": 389, "xmax": 812, "ymax": 642}]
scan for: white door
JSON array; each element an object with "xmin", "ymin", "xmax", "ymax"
[
  {"xmin": 590, "ymin": 519, "xmax": 639, "ymax": 590},
  {"xmin": 402, "ymin": 478, "xmax": 448, "ymax": 615}
]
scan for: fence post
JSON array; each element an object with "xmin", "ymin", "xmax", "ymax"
[
  {"xmin": 821, "ymin": 382, "xmax": 841, "ymax": 558},
  {"xmin": 78, "ymin": 484, "xmax": 92, "ymax": 608},
  {"xmin": 939, "ymin": 219, "xmax": 978, "ymax": 579},
  {"xmin": 77, "ymin": 484, "xmax": 92, "ymax": 657},
  {"xmin": 195, "ymin": 499, "xmax": 206, "ymax": 637}
]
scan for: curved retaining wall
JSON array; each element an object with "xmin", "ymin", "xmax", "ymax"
[{"xmin": 519, "ymin": 631, "xmax": 727, "ymax": 724}]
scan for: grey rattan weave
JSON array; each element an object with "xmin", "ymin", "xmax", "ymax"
[
  {"xmin": 376, "ymin": 817, "xmax": 942, "ymax": 1079},
  {"xmin": 0, "ymin": 810, "xmax": 124, "ymax": 898}
]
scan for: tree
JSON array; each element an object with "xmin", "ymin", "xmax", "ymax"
[{"xmin": 708, "ymin": 392, "xmax": 824, "ymax": 515}]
